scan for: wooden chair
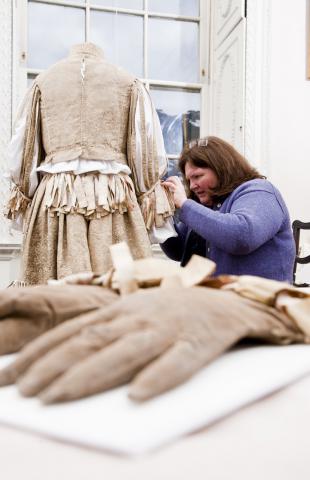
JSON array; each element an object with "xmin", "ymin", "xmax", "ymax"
[{"xmin": 292, "ymin": 220, "xmax": 310, "ymax": 287}]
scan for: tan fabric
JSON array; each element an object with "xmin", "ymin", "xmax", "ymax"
[
  {"xmin": 0, "ymin": 250, "xmax": 309, "ymax": 401},
  {"xmin": 6, "ymin": 43, "xmax": 175, "ymax": 284},
  {"xmin": 0, "ymin": 285, "xmax": 307, "ymax": 403},
  {"xmin": 0, "ymin": 285, "xmax": 117, "ymax": 357},
  {"xmin": 37, "ymin": 43, "xmax": 134, "ymax": 165},
  {"xmin": 48, "ymin": 250, "xmax": 310, "ymax": 336},
  {"xmin": 5, "ymin": 84, "xmax": 42, "ymax": 220},
  {"xmin": 127, "ymin": 80, "xmax": 175, "ymax": 228},
  {"xmin": 21, "ymin": 180, "xmax": 152, "ymax": 285},
  {"xmin": 223, "ymin": 275, "xmax": 300, "ymax": 304},
  {"xmin": 51, "ymin": 245, "xmax": 216, "ymax": 292},
  {"xmin": 5, "ymin": 185, "xmax": 31, "ymax": 220},
  {"xmin": 20, "ymin": 85, "xmax": 42, "ymax": 191},
  {"xmin": 223, "ymin": 275, "xmax": 310, "ymax": 339},
  {"xmin": 42, "ymin": 171, "xmax": 136, "ymax": 218}
]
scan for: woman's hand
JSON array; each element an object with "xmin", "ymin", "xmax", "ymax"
[{"xmin": 162, "ymin": 176, "xmax": 187, "ymax": 208}]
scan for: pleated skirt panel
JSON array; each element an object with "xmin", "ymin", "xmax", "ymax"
[{"xmin": 20, "ymin": 174, "xmax": 152, "ymax": 285}]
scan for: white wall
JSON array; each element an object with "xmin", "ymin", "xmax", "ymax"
[
  {"xmin": 0, "ymin": 1, "xmax": 22, "ymax": 287},
  {"xmin": 268, "ymin": 0, "xmax": 310, "ymax": 223},
  {"xmin": 0, "ymin": 0, "xmax": 13, "ymax": 242},
  {"xmin": 267, "ymin": 0, "xmax": 310, "ymax": 282}
]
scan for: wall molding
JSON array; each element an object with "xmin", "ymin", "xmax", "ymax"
[
  {"xmin": 0, "ymin": 243, "xmax": 21, "ymax": 288},
  {"xmin": 0, "ymin": 244, "xmax": 21, "ymax": 260},
  {"xmin": 0, "ymin": 1, "xmax": 15, "ymax": 245},
  {"xmin": 245, "ymin": 0, "xmax": 271, "ymax": 174}
]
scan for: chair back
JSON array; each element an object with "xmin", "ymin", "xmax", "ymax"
[{"xmin": 292, "ymin": 220, "xmax": 310, "ymax": 287}]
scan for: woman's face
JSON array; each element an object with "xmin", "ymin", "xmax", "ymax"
[{"xmin": 184, "ymin": 162, "xmax": 218, "ymax": 206}]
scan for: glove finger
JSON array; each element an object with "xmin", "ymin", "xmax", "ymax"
[
  {"xmin": 18, "ymin": 314, "xmax": 147, "ymax": 397},
  {"xmin": 0, "ymin": 290, "xmax": 16, "ymax": 318},
  {"xmin": 0, "ymin": 288, "xmax": 42, "ymax": 318},
  {"xmin": 0, "ymin": 318, "xmax": 45, "ymax": 355},
  {"xmin": 0, "ymin": 303, "xmax": 120, "ymax": 387},
  {"xmin": 38, "ymin": 329, "xmax": 172, "ymax": 404},
  {"xmin": 0, "ymin": 288, "xmax": 54, "ymax": 318},
  {"xmin": 0, "ymin": 288, "xmax": 53, "ymax": 319},
  {"xmin": 48, "ymin": 286, "xmax": 118, "ymax": 324},
  {"xmin": 129, "ymin": 340, "xmax": 206, "ymax": 401},
  {"xmin": 0, "ymin": 285, "xmax": 116, "ymax": 321}
]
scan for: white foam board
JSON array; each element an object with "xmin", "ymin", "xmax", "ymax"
[{"xmin": 0, "ymin": 345, "xmax": 310, "ymax": 455}]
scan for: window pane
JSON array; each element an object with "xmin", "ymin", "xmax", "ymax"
[
  {"xmin": 151, "ymin": 87, "xmax": 200, "ymax": 155},
  {"xmin": 149, "ymin": 18, "xmax": 199, "ymax": 82},
  {"xmin": 27, "ymin": 73, "xmax": 37, "ymax": 88},
  {"xmin": 28, "ymin": 2, "xmax": 85, "ymax": 70},
  {"xmin": 91, "ymin": 0, "xmax": 143, "ymax": 9},
  {"xmin": 149, "ymin": 0, "xmax": 199, "ymax": 16},
  {"xmin": 167, "ymin": 159, "xmax": 181, "ymax": 177},
  {"xmin": 90, "ymin": 11, "xmax": 143, "ymax": 77}
]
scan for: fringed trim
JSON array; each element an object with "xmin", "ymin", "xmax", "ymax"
[
  {"xmin": 42, "ymin": 172, "xmax": 136, "ymax": 219},
  {"xmin": 5, "ymin": 185, "xmax": 31, "ymax": 220},
  {"xmin": 138, "ymin": 181, "xmax": 175, "ymax": 230},
  {"xmin": 7, "ymin": 280, "xmax": 29, "ymax": 288}
]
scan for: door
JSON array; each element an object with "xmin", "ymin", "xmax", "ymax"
[
  {"xmin": 214, "ymin": 0, "xmax": 245, "ymax": 47},
  {"xmin": 209, "ymin": 0, "xmax": 246, "ymax": 154}
]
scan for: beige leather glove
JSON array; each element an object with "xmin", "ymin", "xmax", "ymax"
[
  {"xmin": 0, "ymin": 286, "xmax": 306, "ymax": 403},
  {"xmin": 49, "ymin": 247, "xmax": 216, "ymax": 293},
  {"xmin": 0, "ymin": 285, "xmax": 117, "ymax": 355}
]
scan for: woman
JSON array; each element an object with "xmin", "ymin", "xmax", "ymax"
[{"xmin": 161, "ymin": 136, "xmax": 295, "ymax": 282}]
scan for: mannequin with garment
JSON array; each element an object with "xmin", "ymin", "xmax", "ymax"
[{"xmin": 5, "ymin": 42, "xmax": 175, "ymax": 285}]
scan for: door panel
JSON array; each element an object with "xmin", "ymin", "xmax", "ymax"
[
  {"xmin": 214, "ymin": 0, "xmax": 245, "ymax": 47},
  {"xmin": 211, "ymin": 19, "xmax": 245, "ymax": 153}
]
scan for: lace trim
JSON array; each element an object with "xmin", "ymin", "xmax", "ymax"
[{"xmin": 5, "ymin": 185, "xmax": 31, "ymax": 220}]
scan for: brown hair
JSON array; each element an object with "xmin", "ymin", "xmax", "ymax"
[{"xmin": 179, "ymin": 136, "xmax": 265, "ymax": 201}]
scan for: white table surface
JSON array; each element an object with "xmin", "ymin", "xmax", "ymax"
[
  {"xmin": 1, "ymin": 372, "xmax": 310, "ymax": 480},
  {"xmin": 1, "ymin": 344, "xmax": 310, "ymax": 468}
]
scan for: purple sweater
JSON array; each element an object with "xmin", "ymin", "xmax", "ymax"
[{"xmin": 161, "ymin": 179, "xmax": 295, "ymax": 282}]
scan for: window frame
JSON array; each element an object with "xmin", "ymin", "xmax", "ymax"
[{"xmin": 14, "ymin": 0, "xmax": 211, "ymax": 158}]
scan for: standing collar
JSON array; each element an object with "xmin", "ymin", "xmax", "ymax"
[{"xmin": 69, "ymin": 43, "xmax": 104, "ymax": 59}]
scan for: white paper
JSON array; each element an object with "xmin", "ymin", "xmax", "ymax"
[{"xmin": 0, "ymin": 344, "xmax": 310, "ymax": 455}]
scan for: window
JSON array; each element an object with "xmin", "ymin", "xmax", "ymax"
[{"xmin": 24, "ymin": 0, "xmax": 208, "ymax": 173}]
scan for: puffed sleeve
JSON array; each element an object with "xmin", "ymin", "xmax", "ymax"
[
  {"xmin": 5, "ymin": 83, "xmax": 43, "ymax": 222},
  {"xmin": 127, "ymin": 80, "xmax": 176, "ymax": 241}
]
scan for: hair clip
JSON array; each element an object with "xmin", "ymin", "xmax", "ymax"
[{"xmin": 188, "ymin": 137, "xmax": 208, "ymax": 149}]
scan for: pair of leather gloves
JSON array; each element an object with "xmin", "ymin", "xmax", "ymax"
[{"xmin": 0, "ymin": 278, "xmax": 308, "ymax": 404}]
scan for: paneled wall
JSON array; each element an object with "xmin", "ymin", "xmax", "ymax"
[{"xmin": 0, "ymin": 1, "xmax": 21, "ymax": 288}]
